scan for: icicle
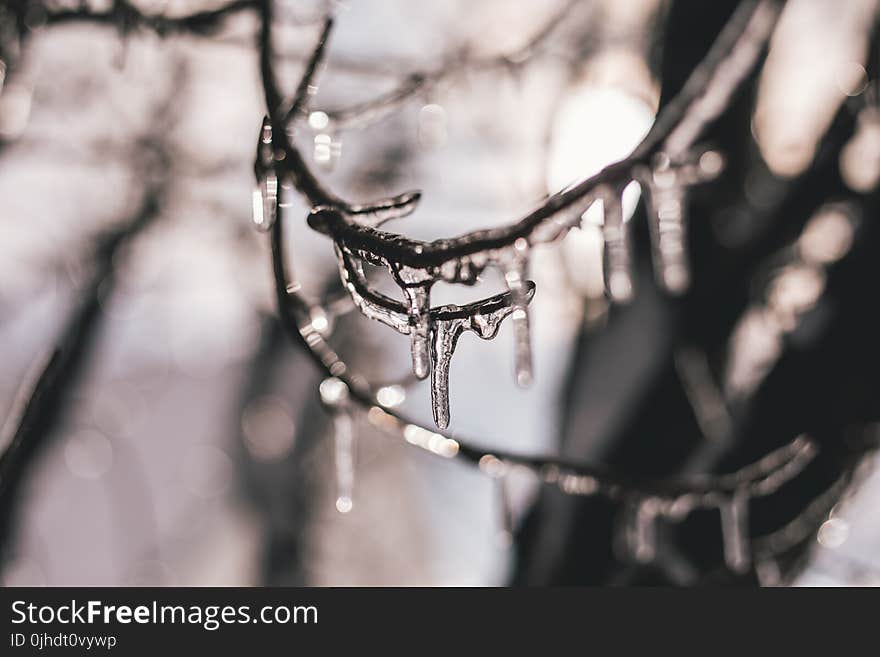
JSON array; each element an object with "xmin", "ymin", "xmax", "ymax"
[
  {"xmin": 719, "ymin": 488, "xmax": 751, "ymax": 573},
  {"xmin": 394, "ymin": 264, "xmax": 435, "ymax": 380},
  {"xmin": 333, "ymin": 411, "xmax": 355, "ymax": 514},
  {"xmin": 495, "ymin": 475, "xmax": 514, "ymax": 549},
  {"xmin": 426, "ymin": 285, "xmax": 535, "ymax": 429},
  {"xmin": 644, "ymin": 149, "xmax": 724, "ymax": 294},
  {"xmin": 319, "ymin": 377, "xmax": 356, "ymax": 514},
  {"xmin": 253, "ymin": 116, "xmax": 278, "ymax": 232},
  {"xmin": 403, "ymin": 285, "xmax": 431, "ymax": 379},
  {"xmin": 502, "ymin": 238, "xmax": 533, "ymax": 387},
  {"xmin": 633, "ymin": 498, "xmax": 659, "ymax": 563},
  {"xmin": 429, "ymin": 318, "xmax": 463, "ymax": 430},
  {"xmin": 252, "ymin": 173, "xmax": 278, "ymax": 233},
  {"xmin": 647, "ymin": 161, "xmax": 690, "ymax": 294},
  {"xmin": 616, "ymin": 497, "xmax": 659, "ymax": 564},
  {"xmin": 601, "ymin": 189, "xmax": 633, "ymax": 303}
]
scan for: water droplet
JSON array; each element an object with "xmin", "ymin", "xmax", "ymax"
[
  {"xmin": 309, "ymin": 110, "xmax": 330, "ymax": 130},
  {"xmin": 817, "ymin": 517, "xmax": 849, "ymax": 549},
  {"xmin": 319, "ymin": 377, "xmax": 349, "ymax": 406},
  {"xmin": 376, "ymin": 384, "xmax": 406, "ymax": 408}
]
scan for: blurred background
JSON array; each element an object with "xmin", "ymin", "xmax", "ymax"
[{"xmin": 0, "ymin": 0, "xmax": 878, "ymax": 586}]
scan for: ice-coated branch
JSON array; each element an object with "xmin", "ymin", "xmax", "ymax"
[
  {"xmin": 269, "ymin": 165, "xmax": 820, "ymax": 516},
  {"xmin": 255, "ymin": 0, "xmax": 819, "ymax": 540},
  {"xmin": 256, "ymin": 0, "xmax": 781, "ymax": 429},
  {"xmin": 288, "ymin": 0, "xmax": 780, "ymax": 273}
]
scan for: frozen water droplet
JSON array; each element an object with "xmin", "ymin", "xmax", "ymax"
[
  {"xmin": 319, "ymin": 376, "xmax": 349, "ymax": 406},
  {"xmin": 333, "ymin": 412, "xmax": 355, "ymax": 515},
  {"xmin": 309, "ymin": 110, "xmax": 330, "ymax": 131},
  {"xmin": 719, "ymin": 489, "xmax": 751, "ymax": 573},
  {"xmin": 503, "ymin": 240, "xmax": 533, "ymax": 387},
  {"xmin": 376, "ymin": 384, "xmax": 406, "ymax": 408},
  {"xmin": 601, "ymin": 190, "xmax": 634, "ymax": 303}
]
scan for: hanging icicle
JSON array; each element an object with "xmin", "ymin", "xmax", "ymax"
[
  {"xmin": 395, "ymin": 265, "xmax": 434, "ymax": 380},
  {"xmin": 719, "ymin": 487, "xmax": 751, "ymax": 573},
  {"xmin": 403, "ymin": 285, "xmax": 432, "ymax": 380},
  {"xmin": 502, "ymin": 238, "xmax": 533, "ymax": 387},
  {"xmin": 617, "ymin": 497, "xmax": 660, "ymax": 564},
  {"xmin": 319, "ymin": 377, "xmax": 356, "ymax": 514},
  {"xmin": 428, "ymin": 284, "xmax": 535, "ymax": 430},
  {"xmin": 333, "ymin": 411, "xmax": 355, "ymax": 514},
  {"xmin": 641, "ymin": 149, "xmax": 724, "ymax": 294},
  {"xmin": 600, "ymin": 186, "xmax": 634, "ymax": 304},
  {"xmin": 495, "ymin": 475, "xmax": 514, "ymax": 549},
  {"xmin": 252, "ymin": 116, "xmax": 278, "ymax": 233},
  {"xmin": 429, "ymin": 318, "xmax": 459, "ymax": 430},
  {"xmin": 645, "ymin": 154, "xmax": 690, "ymax": 294}
]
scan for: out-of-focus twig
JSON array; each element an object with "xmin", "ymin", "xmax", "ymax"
[
  {"xmin": 0, "ymin": 187, "xmax": 162, "ymax": 550},
  {"xmin": 300, "ymin": 0, "xmax": 580, "ymax": 131}
]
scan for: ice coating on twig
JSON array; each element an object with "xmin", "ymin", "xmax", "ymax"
[{"xmin": 347, "ymin": 190, "xmax": 422, "ymax": 228}]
